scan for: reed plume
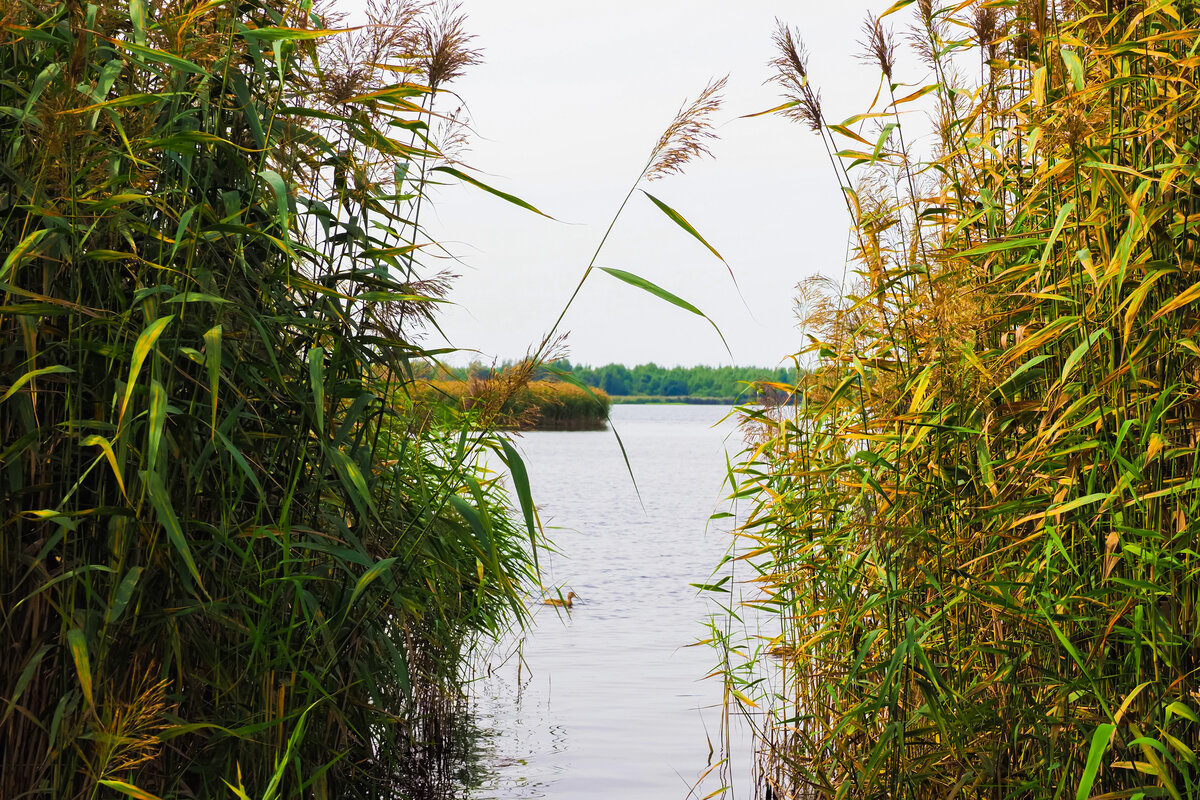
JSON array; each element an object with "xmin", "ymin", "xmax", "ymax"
[
  {"xmin": 857, "ymin": 13, "xmax": 895, "ymax": 80},
  {"xmin": 644, "ymin": 75, "xmax": 727, "ymax": 182},
  {"xmin": 768, "ymin": 20, "xmax": 822, "ymax": 133},
  {"xmin": 411, "ymin": 0, "xmax": 482, "ymax": 92},
  {"xmin": 540, "ymin": 76, "xmax": 732, "ymax": 361},
  {"xmin": 314, "ymin": 0, "xmax": 425, "ymax": 107}
]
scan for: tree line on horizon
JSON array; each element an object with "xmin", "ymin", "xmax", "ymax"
[{"xmin": 440, "ymin": 360, "xmax": 793, "ymax": 399}]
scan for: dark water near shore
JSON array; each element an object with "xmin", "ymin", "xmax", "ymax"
[{"xmin": 466, "ymin": 403, "xmax": 762, "ymax": 799}]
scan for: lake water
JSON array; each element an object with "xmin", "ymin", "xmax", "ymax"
[{"xmin": 466, "ymin": 403, "xmax": 765, "ymax": 799}]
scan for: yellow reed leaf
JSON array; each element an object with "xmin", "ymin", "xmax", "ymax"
[
  {"xmin": 66, "ymin": 628, "xmax": 93, "ymax": 710},
  {"xmin": 1146, "ymin": 433, "xmax": 1166, "ymax": 464},
  {"xmin": 1149, "ymin": 280, "xmax": 1200, "ymax": 322},
  {"xmin": 1103, "ymin": 530, "xmax": 1120, "ymax": 580},
  {"xmin": 99, "ymin": 781, "xmax": 163, "ymax": 800}
]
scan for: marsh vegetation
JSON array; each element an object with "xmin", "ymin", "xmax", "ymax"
[
  {"xmin": 6, "ymin": 0, "xmax": 1199, "ymax": 798},
  {"xmin": 711, "ymin": 1, "xmax": 1200, "ymax": 798},
  {"xmin": 0, "ymin": 1, "xmax": 545, "ymax": 796}
]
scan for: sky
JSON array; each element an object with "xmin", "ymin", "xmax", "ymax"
[{"xmin": 355, "ymin": 1, "xmax": 898, "ymax": 368}]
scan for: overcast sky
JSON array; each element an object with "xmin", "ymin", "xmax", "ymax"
[{"xmin": 357, "ymin": 1, "xmax": 900, "ymax": 367}]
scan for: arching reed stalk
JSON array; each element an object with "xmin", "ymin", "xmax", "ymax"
[
  {"xmin": 713, "ymin": 2, "xmax": 1200, "ymax": 797},
  {"xmin": 541, "ymin": 75, "xmax": 733, "ymax": 362}
]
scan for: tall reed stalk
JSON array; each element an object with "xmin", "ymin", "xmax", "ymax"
[{"xmin": 714, "ymin": 2, "xmax": 1200, "ymax": 797}]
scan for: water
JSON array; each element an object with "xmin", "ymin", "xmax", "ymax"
[{"xmin": 467, "ymin": 403, "xmax": 762, "ymax": 799}]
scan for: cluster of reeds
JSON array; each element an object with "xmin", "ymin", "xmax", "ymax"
[
  {"xmin": 0, "ymin": 1, "xmax": 544, "ymax": 797},
  {"xmin": 417, "ymin": 377, "xmax": 611, "ymax": 431},
  {"xmin": 715, "ymin": 1, "xmax": 1200, "ymax": 797}
]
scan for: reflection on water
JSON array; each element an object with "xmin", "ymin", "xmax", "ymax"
[{"xmin": 464, "ymin": 404, "xmax": 763, "ymax": 800}]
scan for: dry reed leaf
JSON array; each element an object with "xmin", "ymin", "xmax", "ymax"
[{"xmin": 1102, "ymin": 530, "xmax": 1120, "ymax": 581}]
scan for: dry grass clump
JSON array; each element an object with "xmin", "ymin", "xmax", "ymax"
[{"xmin": 417, "ymin": 377, "xmax": 610, "ymax": 431}]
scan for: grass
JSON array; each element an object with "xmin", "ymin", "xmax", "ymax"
[{"xmin": 708, "ymin": 2, "xmax": 1200, "ymax": 798}]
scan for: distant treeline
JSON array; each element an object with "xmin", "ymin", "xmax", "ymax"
[
  {"xmin": 442, "ymin": 360, "xmax": 793, "ymax": 401},
  {"xmin": 566, "ymin": 361, "xmax": 790, "ymax": 399}
]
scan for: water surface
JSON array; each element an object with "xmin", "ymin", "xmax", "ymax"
[{"xmin": 468, "ymin": 403, "xmax": 761, "ymax": 799}]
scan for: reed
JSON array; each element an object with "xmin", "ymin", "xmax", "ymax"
[
  {"xmin": 0, "ymin": 2, "xmax": 544, "ymax": 797},
  {"xmin": 417, "ymin": 378, "xmax": 611, "ymax": 431},
  {"xmin": 712, "ymin": 2, "xmax": 1200, "ymax": 798}
]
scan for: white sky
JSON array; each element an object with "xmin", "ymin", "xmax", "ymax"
[{"xmin": 356, "ymin": 1, "xmax": 901, "ymax": 367}]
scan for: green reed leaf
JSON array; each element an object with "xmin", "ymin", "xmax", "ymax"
[
  {"xmin": 1, "ymin": 228, "xmax": 51, "ymax": 281},
  {"xmin": 449, "ymin": 494, "xmax": 494, "ymax": 563},
  {"xmin": 259, "ymin": 168, "xmax": 290, "ymax": 231},
  {"xmin": 1061, "ymin": 48, "xmax": 1085, "ymax": 91},
  {"xmin": 1039, "ymin": 201, "xmax": 1075, "ymax": 271},
  {"xmin": 25, "ymin": 62, "xmax": 62, "ymax": 115},
  {"xmin": 308, "ymin": 346, "xmax": 325, "ymax": 435},
  {"xmin": 1, "ymin": 364, "xmax": 73, "ymax": 403},
  {"xmin": 1060, "ymin": 328, "xmax": 1109, "ymax": 385},
  {"xmin": 147, "ymin": 379, "xmax": 166, "ymax": 474},
  {"xmin": 240, "ymin": 25, "xmax": 341, "ymax": 41},
  {"xmin": 65, "ymin": 628, "xmax": 93, "ymax": 710},
  {"xmin": 432, "ymin": 165, "xmax": 552, "ymax": 218},
  {"xmin": 958, "ymin": 237, "xmax": 1045, "ymax": 256},
  {"xmin": 106, "ymin": 567, "xmax": 143, "ymax": 626},
  {"xmin": 640, "ymin": 190, "xmax": 725, "ymax": 263},
  {"xmin": 326, "ymin": 447, "xmax": 376, "ymax": 521},
  {"xmin": 118, "ymin": 316, "xmax": 172, "ymax": 428},
  {"xmin": 1077, "ymin": 723, "xmax": 1116, "ymax": 800},
  {"xmin": 163, "ymin": 292, "xmax": 230, "ymax": 305},
  {"xmin": 4, "ymin": 645, "xmax": 49, "ymax": 723},
  {"xmin": 98, "ymin": 780, "xmax": 163, "ymax": 800},
  {"xmin": 122, "ymin": 42, "xmax": 205, "ymax": 75},
  {"xmin": 598, "ymin": 267, "xmax": 704, "ymax": 315},
  {"xmin": 81, "ymin": 435, "xmax": 127, "ymax": 500},
  {"xmin": 142, "ymin": 470, "xmax": 202, "ymax": 591},
  {"xmin": 349, "ymin": 557, "xmax": 397, "ymax": 609},
  {"xmin": 203, "ymin": 325, "xmax": 221, "ymax": 436},
  {"xmin": 129, "ymin": 0, "xmax": 147, "ymax": 45},
  {"xmin": 500, "ymin": 438, "xmax": 539, "ymax": 566}
]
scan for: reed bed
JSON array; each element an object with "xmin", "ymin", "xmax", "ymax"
[
  {"xmin": 713, "ymin": 2, "xmax": 1200, "ymax": 798},
  {"xmin": 417, "ymin": 379, "xmax": 611, "ymax": 431},
  {"xmin": 0, "ymin": 2, "xmax": 544, "ymax": 797}
]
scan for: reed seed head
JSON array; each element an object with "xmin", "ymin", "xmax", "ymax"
[
  {"xmin": 644, "ymin": 75, "xmax": 727, "ymax": 182},
  {"xmin": 858, "ymin": 13, "xmax": 896, "ymax": 80},
  {"xmin": 434, "ymin": 105, "xmax": 472, "ymax": 166},
  {"xmin": 768, "ymin": 20, "xmax": 823, "ymax": 133},
  {"xmin": 412, "ymin": 0, "xmax": 482, "ymax": 93},
  {"xmin": 971, "ymin": 4, "xmax": 999, "ymax": 51},
  {"xmin": 315, "ymin": 0, "xmax": 425, "ymax": 107}
]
